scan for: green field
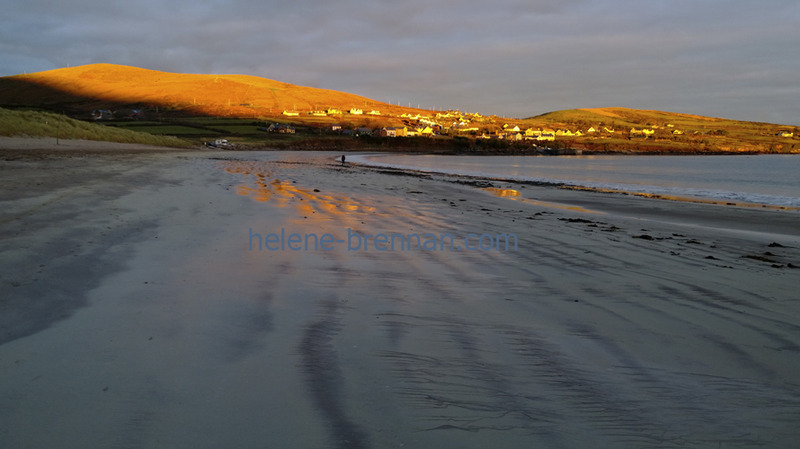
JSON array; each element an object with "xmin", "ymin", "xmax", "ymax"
[{"xmin": 105, "ymin": 122, "xmax": 221, "ymax": 136}]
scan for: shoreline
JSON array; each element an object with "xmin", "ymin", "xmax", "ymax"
[
  {"xmin": 2, "ymin": 148, "xmax": 799, "ymax": 448},
  {"xmin": 348, "ymin": 153, "xmax": 800, "ymax": 212}
]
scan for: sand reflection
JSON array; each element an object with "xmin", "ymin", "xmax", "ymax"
[
  {"xmin": 484, "ymin": 186, "xmax": 601, "ymax": 214},
  {"xmin": 221, "ymin": 160, "xmax": 378, "ymax": 224}
]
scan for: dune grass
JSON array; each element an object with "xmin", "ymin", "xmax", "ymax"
[{"xmin": 0, "ymin": 107, "xmax": 191, "ymax": 147}]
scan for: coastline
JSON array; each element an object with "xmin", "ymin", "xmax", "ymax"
[
  {"xmin": 349, "ymin": 152, "xmax": 800, "ymax": 211},
  {"xmin": 2, "ymin": 146, "xmax": 799, "ymax": 448}
]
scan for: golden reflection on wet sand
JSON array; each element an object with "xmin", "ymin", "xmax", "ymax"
[
  {"xmin": 484, "ymin": 187, "xmax": 602, "ymax": 214},
  {"xmin": 221, "ymin": 160, "xmax": 378, "ymax": 225}
]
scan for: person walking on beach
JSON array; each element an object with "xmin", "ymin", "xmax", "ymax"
[{"xmin": 340, "ymin": 154, "xmax": 346, "ymax": 165}]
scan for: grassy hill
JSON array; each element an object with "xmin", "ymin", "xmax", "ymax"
[
  {"xmin": 0, "ymin": 63, "xmax": 424, "ymax": 122},
  {"xmin": 520, "ymin": 107, "xmax": 799, "ymax": 154},
  {"xmin": 0, "ymin": 107, "xmax": 190, "ymax": 147}
]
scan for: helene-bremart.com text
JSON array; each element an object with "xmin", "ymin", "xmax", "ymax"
[{"xmin": 248, "ymin": 228, "xmax": 518, "ymax": 252}]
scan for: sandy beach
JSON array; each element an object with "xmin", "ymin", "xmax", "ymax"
[{"xmin": 2, "ymin": 142, "xmax": 799, "ymax": 448}]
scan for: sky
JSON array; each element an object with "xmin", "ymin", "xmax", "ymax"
[{"xmin": 2, "ymin": 0, "xmax": 799, "ymax": 125}]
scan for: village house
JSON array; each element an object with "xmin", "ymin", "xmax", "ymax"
[
  {"xmin": 452, "ymin": 123, "xmax": 479, "ymax": 133},
  {"xmin": 419, "ymin": 118, "xmax": 439, "ymax": 127},
  {"xmin": 282, "ymin": 110, "xmax": 299, "ymax": 116},
  {"xmin": 91, "ymin": 109, "xmax": 114, "ymax": 120},
  {"xmin": 367, "ymin": 110, "xmax": 381, "ymax": 116},
  {"xmin": 630, "ymin": 127, "xmax": 655, "ymax": 138},
  {"xmin": 327, "ymin": 108, "xmax": 342, "ymax": 115},
  {"xmin": 267, "ymin": 123, "xmax": 295, "ymax": 133},
  {"xmin": 417, "ymin": 126, "xmax": 434, "ymax": 136},
  {"xmin": 309, "ymin": 110, "xmax": 327, "ymax": 116},
  {"xmin": 537, "ymin": 130, "xmax": 556, "ymax": 141},
  {"xmin": 379, "ymin": 126, "xmax": 407, "ymax": 137},
  {"xmin": 349, "ymin": 108, "xmax": 363, "ymax": 115},
  {"xmin": 524, "ymin": 128, "xmax": 543, "ymax": 139},
  {"xmin": 587, "ymin": 127, "xmax": 596, "ymax": 133},
  {"xmin": 778, "ymin": 131, "xmax": 794, "ymax": 138}
]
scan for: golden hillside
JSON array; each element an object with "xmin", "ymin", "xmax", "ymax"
[
  {"xmin": 522, "ymin": 107, "xmax": 798, "ymax": 154},
  {"xmin": 0, "ymin": 63, "xmax": 420, "ymax": 119}
]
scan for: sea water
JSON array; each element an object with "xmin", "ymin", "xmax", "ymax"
[{"xmin": 350, "ymin": 154, "xmax": 800, "ymax": 208}]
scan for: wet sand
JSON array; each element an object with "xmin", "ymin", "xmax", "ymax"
[{"xmin": 1, "ymin": 144, "xmax": 799, "ymax": 448}]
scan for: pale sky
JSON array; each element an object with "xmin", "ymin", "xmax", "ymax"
[{"xmin": 2, "ymin": 0, "xmax": 799, "ymax": 124}]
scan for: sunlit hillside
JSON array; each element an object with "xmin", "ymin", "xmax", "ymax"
[
  {"xmin": 521, "ymin": 107, "xmax": 799, "ymax": 154},
  {"xmin": 0, "ymin": 63, "xmax": 424, "ymax": 120}
]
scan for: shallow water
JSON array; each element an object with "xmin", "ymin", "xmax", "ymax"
[{"xmin": 352, "ymin": 154, "xmax": 800, "ymax": 207}]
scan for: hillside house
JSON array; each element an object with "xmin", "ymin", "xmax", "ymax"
[
  {"xmin": 267, "ymin": 123, "xmax": 295, "ymax": 133},
  {"xmin": 91, "ymin": 109, "xmax": 114, "ymax": 120},
  {"xmin": 778, "ymin": 131, "xmax": 794, "ymax": 138},
  {"xmin": 327, "ymin": 108, "xmax": 342, "ymax": 115},
  {"xmin": 417, "ymin": 126, "xmax": 434, "ymax": 136},
  {"xmin": 282, "ymin": 110, "xmax": 299, "ymax": 116},
  {"xmin": 537, "ymin": 130, "xmax": 556, "ymax": 141},
  {"xmin": 309, "ymin": 110, "xmax": 327, "ymax": 116},
  {"xmin": 379, "ymin": 126, "xmax": 407, "ymax": 137},
  {"xmin": 368, "ymin": 110, "xmax": 381, "ymax": 115},
  {"xmin": 452, "ymin": 124, "xmax": 479, "ymax": 133},
  {"xmin": 630, "ymin": 128, "xmax": 655, "ymax": 137},
  {"xmin": 587, "ymin": 127, "xmax": 596, "ymax": 133},
  {"xmin": 349, "ymin": 108, "xmax": 363, "ymax": 115},
  {"xmin": 354, "ymin": 127, "xmax": 373, "ymax": 136}
]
